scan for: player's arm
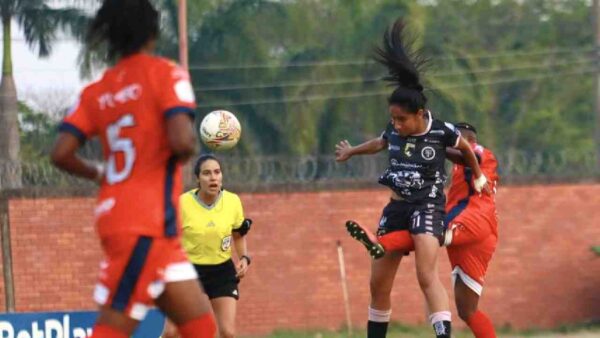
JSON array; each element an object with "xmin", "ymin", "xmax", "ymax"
[
  {"xmin": 50, "ymin": 133, "xmax": 103, "ymax": 181},
  {"xmin": 233, "ymin": 230, "xmax": 250, "ymax": 278},
  {"xmin": 166, "ymin": 114, "xmax": 197, "ymax": 162},
  {"xmin": 455, "ymin": 137, "xmax": 490, "ymax": 194},
  {"xmin": 445, "ymin": 147, "xmax": 465, "ymax": 165},
  {"xmin": 335, "ymin": 137, "xmax": 387, "ymax": 162}
]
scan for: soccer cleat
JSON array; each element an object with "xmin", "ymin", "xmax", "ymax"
[{"xmin": 345, "ymin": 220, "xmax": 386, "ymax": 259}]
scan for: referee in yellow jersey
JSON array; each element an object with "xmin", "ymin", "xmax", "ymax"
[{"xmin": 163, "ymin": 154, "xmax": 251, "ymax": 338}]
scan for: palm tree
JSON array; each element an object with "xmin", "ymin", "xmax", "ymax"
[{"xmin": 0, "ymin": 0, "xmax": 90, "ymax": 189}]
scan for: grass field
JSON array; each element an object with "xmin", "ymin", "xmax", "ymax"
[{"xmin": 246, "ymin": 322, "xmax": 600, "ymax": 338}]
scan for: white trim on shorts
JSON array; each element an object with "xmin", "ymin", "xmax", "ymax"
[
  {"xmin": 451, "ymin": 266, "xmax": 483, "ymax": 296},
  {"xmin": 164, "ymin": 261, "xmax": 198, "ymax": 282}
]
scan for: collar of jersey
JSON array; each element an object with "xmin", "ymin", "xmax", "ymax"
[
  {"xmin": 412, "ymin": 110, "xmax": 433, "ymax": 137},
  {"xmin": 191, "ymin": 189, "xmax": 223, "ymax": 210}
]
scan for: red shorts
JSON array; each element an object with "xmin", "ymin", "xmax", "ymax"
[
  {"xmin": 93, "ymin": 235, "xmax": 197, "ymax": 320},
  {"xmin": 447, "ymin": 233, "xmax": 497, "ymax": 296}
]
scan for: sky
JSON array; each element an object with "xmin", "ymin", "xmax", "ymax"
[{"xmin": 2, "ymin": 21, "xmax": 86, "ymax": 110}]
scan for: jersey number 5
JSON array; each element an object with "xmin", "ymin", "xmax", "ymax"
[{"xmin": 106, "ymin": 114, "xmax": 136, "ymax": 184}]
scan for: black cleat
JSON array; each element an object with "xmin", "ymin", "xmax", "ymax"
[{"xmin": 345, "ymin": 220, "xmax": 386, "ymax": 259}]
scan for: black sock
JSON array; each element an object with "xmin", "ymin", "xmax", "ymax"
[
  {"xmin": 433, "ymin": 320, "xmax": 452, "ymax": 338},
  {"xmin": 367, "ymin": 320, "xmax": 389, "ymax": 338}
]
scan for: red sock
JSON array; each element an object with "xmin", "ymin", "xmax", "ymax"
[
  {"xmin": 89, "ymin": 324, "xmax": 129, "ymax": 338},
  {"xmin": 378, "ymin": 230, "xmax": 415, "ymax": 252},
  {"xmin": 178, "ymin": 313, "xmax": 217, "ymax": 338},
  {"xmin": 466, "ymin": 310, "xmax": 497, "ymax": 338}
]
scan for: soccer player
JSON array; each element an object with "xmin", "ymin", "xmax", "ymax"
[
  {"xmin": 347, "ymin": 122, "xmax": 499, "ymax": 338},
  {"xmin": 336, "ymin": 19, "xmax": 490, "ymax": 338},
  {"xmin": 50, "ymin": 1, "xmax": 216, "ymax": 337},
  {"xmin": 162, "ymin": 154, "xmax": 252, "ymax": 338}
]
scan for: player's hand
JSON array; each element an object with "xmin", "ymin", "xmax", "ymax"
[
  {"xmin": 236, "ymin": 257, "xmax": 249, "ymax": 278},
  {"xmin": 335, "ymin": 140, "xmax": 353, "ymax": 162},
  {"xmin": 473, "ymin": 174, "xmax": 491, "ymax": 195}
]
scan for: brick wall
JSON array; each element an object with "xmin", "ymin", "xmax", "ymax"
[{"xmin": 2, "ymin": 184, "xmax": 599, "ymax": 335}]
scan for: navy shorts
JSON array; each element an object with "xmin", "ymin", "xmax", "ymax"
[{"xmin": 377, "ymin": 199, "xmax": 446, "ymax": 239}]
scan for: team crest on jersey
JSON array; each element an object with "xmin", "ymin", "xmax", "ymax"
[
  {"xmin": 221, "ymin": 236, "xmax": 232, "ymax": 251},
  {"xmin": 404, "ymin": 143, "xmax": 415, "ymax": 157},
  {"xmin": 421, "ymin": 146, "xmax": 436, "ymax": 160}
]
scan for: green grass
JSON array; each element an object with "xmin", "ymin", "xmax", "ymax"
[
  {"xmin": 243, "ymin": 321, "xmax": 600, "ymax": 338},
  {"xmin": 592, "ymin": 245, "xmax": 600, "ymax": 256}
]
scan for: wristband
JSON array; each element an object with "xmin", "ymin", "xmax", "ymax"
[{"xmin": 240, "ymin": 255, "xmax": 251, "ymax": 265}]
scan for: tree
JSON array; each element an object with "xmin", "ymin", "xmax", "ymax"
[{"xmin": 0, "ymin": 0, "xmax": 89, "ymax": 189}]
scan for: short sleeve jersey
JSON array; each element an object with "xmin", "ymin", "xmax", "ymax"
[
  {"xmin": 59, "ymin": 53, "xmax": 197, "ymax": 238},
  {"xmin": 446, "ymin": 143, "xmax": 499, "ymax": 225},
  {"xmin": 179, "ymin": 189, "xmax": 245, "ymax": 265},
  {"xmin": 379, "ymin": 111, "xmax": 460, "ymax": 206}
]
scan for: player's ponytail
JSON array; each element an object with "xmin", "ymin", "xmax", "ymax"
[
  {"xmin": 374, "ymin": 19, "xmax": 428, "ymax": 113},
  {"xmin": 87, "ymin": 0, "xmax": 159, "ymax": 60}
]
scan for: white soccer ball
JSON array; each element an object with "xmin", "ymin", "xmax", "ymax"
[{"xmin": 199, "ymin": 110, "xmax": 242, "ymax": 150}]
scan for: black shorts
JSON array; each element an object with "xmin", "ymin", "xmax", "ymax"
[
  {"xmin": 194, "ymin": 259, "xmax": 239, "ymax": 300},
  {"xmin": 377, "ymin": 199, "xmax": 446, "ymax": 238}
]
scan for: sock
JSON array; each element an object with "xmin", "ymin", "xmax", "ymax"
[
  {"xmin": 89, "ymin": 324, "xmax": 129, "ymax": 338},
  {"xmin": 367, "ymin": 307, "xmax": 391, "ymax": 338},
  {"xmin": 430, "ymin": 311, "xmax": 452, "ymax": 338},
  {"xmin": 378, "ymin": 231, "xmax": 414, "ymax": 252},
  {"xmin": 466, "ymin": 310, "xmax": 497, "ymax": 338},
  {"xmin": 177, "ymin": 313, "xmax": 216, "ymax": 338}
]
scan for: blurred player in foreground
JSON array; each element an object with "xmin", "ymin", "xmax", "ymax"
[{"xmin": 50, "ymin": 0, "xmax": 215, "ymax": 337}]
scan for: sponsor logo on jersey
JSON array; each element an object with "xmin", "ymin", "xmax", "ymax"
[
  {"xmin": 404, "ymin": 143, "xmax": 415, "ymax": 157},
  {"xmin": 421, "ymin": 146, "xmax": 436, "ymax": 160}
]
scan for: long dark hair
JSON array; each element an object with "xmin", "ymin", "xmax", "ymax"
[
  {"xmin": 87, "ymin": 0, "xmax": 159, "ymax": 60},
  {"xmin": 374, "ymin": 19, "xmax": 428, "ymax": 113},
  {"xmin": 193, "ymin": 154, "xmax": 222, "ymax": 178}
]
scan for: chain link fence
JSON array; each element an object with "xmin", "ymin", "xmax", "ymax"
[{"xmin": 1, "ymin": 150, "xmax": 598, "ymax": 194}]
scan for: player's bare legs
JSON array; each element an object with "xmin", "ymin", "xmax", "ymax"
[
  {"xmin": 156, "ymin": 280, "xmax": 215, "ymax": 338},
  {"xmin": 455, "ymin": 277, "xmax": 496, "ymax": 338},
  {"xmin": 413, "ymin": 234, "xmax": 451, "ymax": 337},
  {"xmin": 211, "ymin": 297, "xmax": 238, "ymax": 338},
  {"xmin": 92, "ymin": 307, "xmax": 139, "ymax": 337},
  {"xmin": 367, "ymin": 250, "xmax": 403, "ymax": 338}
]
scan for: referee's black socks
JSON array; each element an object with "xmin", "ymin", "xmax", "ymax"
[{"xmin": 367, "ymin": 307, "xmax": 391, "ymax": 338}]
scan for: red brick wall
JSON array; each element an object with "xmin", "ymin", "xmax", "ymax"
[{"xmin": 2, "ymin": 185, "xmax": 600, "ymax": 335}]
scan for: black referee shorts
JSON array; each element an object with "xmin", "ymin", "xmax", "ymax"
[{"xmin": 194, "ymin": 259, "xmax": 240, "ymax": 300}]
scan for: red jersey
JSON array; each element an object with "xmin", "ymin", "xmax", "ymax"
[
  {"xmin": 59, "ymin": 53, "xmax": 196, "ymax": 239},
  {"xmin": 445, "ymin": 143, "xmax": 499, "ymax": 229}
]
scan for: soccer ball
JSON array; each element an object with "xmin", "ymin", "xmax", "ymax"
[{"xmin": 199, "ymin": 110, "xmax": 242, "ymax": 150}]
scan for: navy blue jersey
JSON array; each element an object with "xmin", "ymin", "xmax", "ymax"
[{"xmin": 378, "ymin": 111, "xmax": 460, "ymax": 206}]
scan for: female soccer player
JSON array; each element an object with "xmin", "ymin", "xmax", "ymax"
[
  {"xmin": 50, "ymin": 1, "xmax": 216, "ymax": 337},
  {"xmin": 163, "ymin": 154, "xmax": 252, "ymax": 338},
  {"xmin": 347, "ymin": 122, "xmax": 500, "ymax": 338},
  {"xmin": 335, "ymin": 20, "xmax": 490, "ymax": 338}
]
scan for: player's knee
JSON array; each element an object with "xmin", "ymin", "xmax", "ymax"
[
  {"xmin": 416, "ymin": 270, "xmax": 437, "ymax": 290},
  {"xmin": 457, "ymin": 305, "xmax": 476, "ymax": 322},
  {"xmin": 219, "ymin": 326, "xmax": 236, "ymax": 338}
]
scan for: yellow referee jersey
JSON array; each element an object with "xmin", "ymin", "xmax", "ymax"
[{"xmin": 180, "ymin": 189, "xmax": 244, "ymax": 265}]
